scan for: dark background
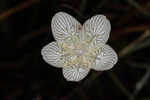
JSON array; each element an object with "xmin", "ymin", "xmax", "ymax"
[{"xmin": 0, "ymin": 0, "xmax": 150, "ymax": 100}]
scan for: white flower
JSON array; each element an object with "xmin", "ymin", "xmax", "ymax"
[{"xmin": 41, "ymin": 12, "xmax": 118, "ymax": 82}]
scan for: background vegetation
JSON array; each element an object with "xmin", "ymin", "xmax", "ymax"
[{"xmin": 0, "ymin": 0, "xmax": 150, "ymax": 100}]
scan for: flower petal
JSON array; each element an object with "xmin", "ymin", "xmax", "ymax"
[
  {"xmin": 83, "ymin": 15, "xmax": 111, "ymax": 44},
  {"xmin": 51, "ymin": 12, "xmax": 82, "ymax": 41},
  {"xmin": 63, "ymin": 67, "xmax": 90, "ymax": 82},
  {"xmin": 41, "ymin": 41, "xmax": 63, "ymax": 68},
  {"xmin": 92, "ymin": 44, "xmax": 118, "ymax": 71}
]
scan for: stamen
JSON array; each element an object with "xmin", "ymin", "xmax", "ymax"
[{"xmin": 78, "ymin": 25, "xmax": 82, "ymax": 30}]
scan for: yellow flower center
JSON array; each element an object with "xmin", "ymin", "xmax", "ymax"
[{"xmin": 58, "ymin": 32, "xmax": 104, "ymax": 69}]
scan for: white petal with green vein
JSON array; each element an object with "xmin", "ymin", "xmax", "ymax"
[
  {"xmin": 93, "ymin": 44, "xmax": 118, "ymax": 71},
  {"xmin": 83, "ymin": 15, "xmax": 111, "ymax": 44},
  {"xmin": 63, "ymin": 67, "xmax": 90, "ymax": 82},
  {"xmin": 51, "ymin": 12, "xmax": 82, "ymax": 41},
  {"xmin": 41, "ymin": 42, "xmax": 63, "ymax": 68}
]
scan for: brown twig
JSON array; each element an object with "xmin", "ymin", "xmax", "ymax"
[
  {"xmin": 0, "ymin": 52, "xmax": 36, "ymax": 70},
  {"xmin": 114, "ymin": 24, "xmax": 150, "ymax": 34},
  {"xmin": 111, "ymin": 24, "xmax": 150, "ymax": 41},
  {"xmin": 16, "ymin": 25, "xmax": 49, "ymax": 48},
  {"xmin": 0, "ymin": 0, "xmax": 39, "ymax": 21},
  {"xmin": 119, "ymin": 30, "xmax": 150, "ymax": 58},
  {"xmin": 145, "ymin": 1, "xmax": 150, "ymax": 9},
  {"xmin": 128, "ymin": 0, "xmax": 150, "ymax": 17},
  {"xmin": 117, "ymin": 1, "xmax": 150, "ymax": 26},
  {"xmin": 0, "ymin": 62, "xmax": 23, "ymax": 70}
]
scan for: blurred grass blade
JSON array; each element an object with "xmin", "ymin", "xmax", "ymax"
[
  {"xmin": 128, "ymin": 0, "xmax": 150, "ymax": 17},
  {"xmin": 80, "ymin": 0, "xmax": 87, "ymax": 15},
  {"xmin": 119, "ymin": 30, "xmax": 150, "ymax": 57},
  {"xmin": 126, "ymin": 60, "xmax": 150, "ymax": 69},
  {"xmin": 129, "ymin": 36, "xmax": 150, "ymax": 53},
  {"xmin": 108, "ymin": 72, "xmax": 133, "ymax": 100},
  {"xmin": 134, "ymin": 69, "xmax": 150, "ymax": 96},
  {"xmin": 141, "ymin": 97, "xmax": 150, "ymax": 100}
]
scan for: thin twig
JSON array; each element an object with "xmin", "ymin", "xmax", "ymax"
[
  {"xmin": 128, "ymin": 0, "xmax": 150, "ymax": 17},
  {"xmin": 111, "ymin": 24, "xmax": 150, "ymax": 41},
  {"xmin": 119, "ymin": 30, "xmax": 150, "ymax": 58},
  {"xmin": 0, "ymin": 0, "xmax": 39, "ymax": 21},
  {"xmin": 117, "ymin": 1, "xmax": 150, "ymax": 26},
  {"xmin": 0, "ymin": 52, "xmax": 37, "ymax": 70},
  {"xmin": 126, "ymin": 60, "xmax": 150, "ymax": 69},
  {"xmin": 16, "ymin": 25, "xmax": 49, "ymax": 48}
]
